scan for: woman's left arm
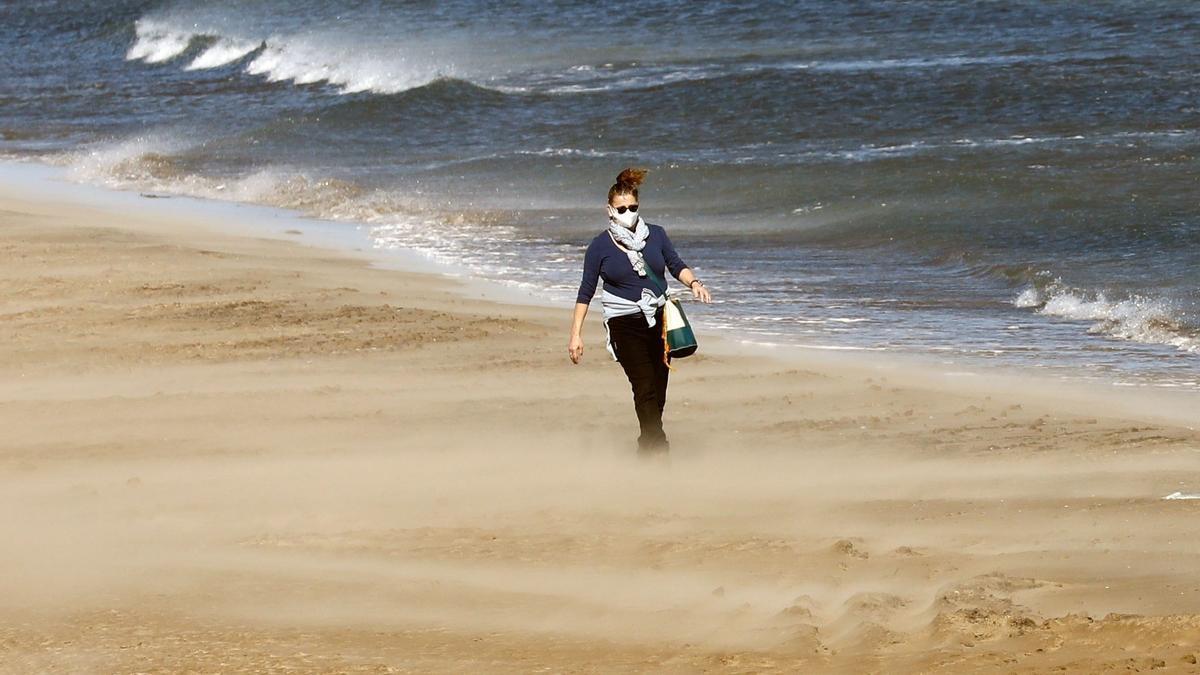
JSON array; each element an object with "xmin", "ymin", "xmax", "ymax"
[{"xmin": 677, "ymin": 268, "xmax": 712, "ymax": 303}]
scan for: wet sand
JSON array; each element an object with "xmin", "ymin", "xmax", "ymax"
[{"xmin": 2, "ymin": 178, "xmax": 1200, "ymax": 673}]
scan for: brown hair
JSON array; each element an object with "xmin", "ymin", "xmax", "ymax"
[{"xmin": 607, "ymin": 167, "xmax": 647, "ymax": 204}]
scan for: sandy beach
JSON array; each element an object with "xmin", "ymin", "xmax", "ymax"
[{"xmin": 3, "ymin": 173, "xmax": 1200, "ymax": 673}]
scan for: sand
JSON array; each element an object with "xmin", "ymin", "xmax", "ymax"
[{"xmin": 2, "ymin": 174, "xmax": 1200, "ymax": 673}]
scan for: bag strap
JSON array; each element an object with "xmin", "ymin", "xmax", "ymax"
[
  {"xmin": 645, "ymin": 262, "xmax": 670, "ymax": 297},
  {"xmin": 608, "ymin": 230, "xmax": 679, "ymax": 370}
]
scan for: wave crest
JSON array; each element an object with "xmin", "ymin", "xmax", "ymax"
[
  {"xmin": 1015, "ymin": 283, "xmax": 1199, "ymax": 353},
  {"xmin": 125, "ymin": 22, "xmax": 193, "ymax": 64},
  {"xmin": 187, "ymin": 38, "xmax": 260, "ymax": 71},
  {"xmin": 126, "ymin": 17, "xmax": 455, "ymax": 94}
]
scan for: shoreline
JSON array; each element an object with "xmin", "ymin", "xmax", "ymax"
[
  {"xmin": 3, "ymin": 161, "xmax": 1200, "ymax": 671},
  {"xmin": 4, "ymin": 157, "xmax": 1197, "ymax": 420}
]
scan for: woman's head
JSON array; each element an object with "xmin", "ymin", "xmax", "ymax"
[
  {"xmin": 607, "ymin": 167, "xmax": 647, "ymax": 206},
  {"xmin": 607, "ymin": 167, "xmax": 646, "ymax": 228}
]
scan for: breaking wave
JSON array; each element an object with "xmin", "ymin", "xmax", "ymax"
[
  {"xmin": 126, "ymin": 17, "xmax": 459, "ymax": 94},
  {"xmin": 60, "ymin": 133, "xmax": 387, "ymax": 214},
  {"xmin": 1015, "ymin": 283, "xmax": 1199, "ymax": 353},
  {"xmin": 186, "ymin": 38, "xmax": 260, "ymax": 71},
  {"xmin": 50, "ymin": 134, "xmax": 581, "ymax": 294}
]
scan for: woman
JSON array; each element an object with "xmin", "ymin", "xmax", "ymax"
[{"xmin": 568, "ymin": 168, "xmax": 712, "ymax": 456}]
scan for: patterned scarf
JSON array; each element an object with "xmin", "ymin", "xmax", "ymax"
[{"xmin": 607, "ymin": 215, "xmax": 649, "ymax": 276}]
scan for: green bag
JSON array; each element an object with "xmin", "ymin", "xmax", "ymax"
[
  {"xmin": 662, "ymin": 296, "xmax": 698, "ymax": 359},
  {"xmin": 645, "ymin": 263, "xmax": 698, "ymax": 361}
]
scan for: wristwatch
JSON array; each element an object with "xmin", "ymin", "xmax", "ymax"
[{"xmin": 689, "ymin": 279, "xmax": 704, "ymax": 289}]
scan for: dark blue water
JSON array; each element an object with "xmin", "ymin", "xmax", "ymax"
[{"xmin": 2, "ymin": 1, "xmax": 1197, "ymax": 387}]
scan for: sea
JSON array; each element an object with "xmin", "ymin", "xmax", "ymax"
[{"xmin": 2, "ymin": 0, "xmax": 1197, "ymax": 389}]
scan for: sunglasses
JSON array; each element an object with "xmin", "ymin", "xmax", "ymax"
[{"xmin": 612, "ymin": 204, "xmax": 639, "ymax": 214}]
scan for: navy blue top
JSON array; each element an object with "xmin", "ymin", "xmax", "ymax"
[{"xmin": 576, "ymin": 223, "xmax": 689, "ymax": 304}]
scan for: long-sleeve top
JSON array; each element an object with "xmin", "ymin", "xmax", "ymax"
[{"xmin": 575, "ymin": 223, "xmax": 689, "ymax": 305}]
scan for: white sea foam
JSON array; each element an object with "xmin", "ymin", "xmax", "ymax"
[
  {"xmin": 804, "ymin": 50, "xmax": 1116, "ymax": 74},
  {"xmin": 126, "ymin": 22, "xmax": 194, "ymax": 63},
  {"xmin": 797, "ymin": 128, "xmax": 1191, "ymax": 165},
  {"xmin": 515, "ymin": 147, "xmax": 616, "ymax": 158},
  {"xmin": 1015, "ymin": 285, "xmax": 1199, "ymax": 353},
  {"xmin": 1013, "ymin": 287, "xmax": 1041, "ymax": 308},
  {"xmin": 808, "ymin": 54, "xmax": 1028, "ymax": 72},
  {"xmin": 526, "ymin": 51, "xmax": 1116, "ymax": 95}
]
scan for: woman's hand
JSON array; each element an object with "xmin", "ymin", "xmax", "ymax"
[
  {"xmin": 690, "ymin": 281, "xmax": 712, "ymax": 304},
  {"xmin": 568, "ymin": 333, "xmax": 584, "ymax": 364}
]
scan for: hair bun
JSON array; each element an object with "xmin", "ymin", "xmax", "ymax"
[{"xmin": 615, "ymin": 167, "xmax": 647, "ymax": 190}]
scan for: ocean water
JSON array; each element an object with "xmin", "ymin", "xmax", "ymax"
[{"xmin": 2, "ymin": 1, "xmax": 1197, "ymax": 388}]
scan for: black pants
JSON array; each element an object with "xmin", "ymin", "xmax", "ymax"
[{"xmin": 607, "ymin": 309, "xmax": 670, "ymax": 454}]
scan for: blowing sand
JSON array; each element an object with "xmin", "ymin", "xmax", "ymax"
[{"xmin": 2, "ymin": 177, "xmax": 1200, "ymax": 673}]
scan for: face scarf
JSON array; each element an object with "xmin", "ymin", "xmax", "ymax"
[{"xmin": 607, "ymin": 213, "xmax": 649, "ymax": 277}]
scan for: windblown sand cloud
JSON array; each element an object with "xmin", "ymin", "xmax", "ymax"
[{"xmin": 2, "ymin": 177, "xmax": 1199, "ymax": 672}]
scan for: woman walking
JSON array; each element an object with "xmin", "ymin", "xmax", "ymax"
[{"xmin": 568, "ymin": 168, "xmax": 712, "ymax": 456}]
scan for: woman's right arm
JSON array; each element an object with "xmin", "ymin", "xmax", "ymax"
[
  {"xmin": 568, "ymin": 302, "xmax": 588, "ymax": 364},
  {"xmin": 570, "ymin": 240, "xmax": 600, "ymax": 364}
]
